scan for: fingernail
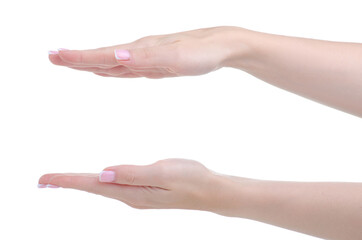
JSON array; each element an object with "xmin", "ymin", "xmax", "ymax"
[
  {"xmin": 38, "ymin": 184, "xmax": 47, "ymax": 188},
  {"xmin": 99, "ymin": 171, "xmax": 116, "ymax": 182},
  {"xmin": 46, "ymin": 184, "xmax": 60, "ymax": 188},
  {"xmin": 114, "ymin": 49, "xmax": 130, "ymax": 61},
  {"xmin": 58, "ymin": 48, "xmax": 70, "ymax": 51},
  {"xmin": 48, "ymin": 50, "xmax": 59, "ymax": 55}
]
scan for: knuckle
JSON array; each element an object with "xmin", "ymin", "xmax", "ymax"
[
  {"xmin": 171, "ymin": 44, "xmax": 186, "ymax": 73},
  {"xmin": 163, "ymin": 44, "xmax": 182, "ymax": 74},
  {"xmin": 135, "ymin": 35, "xmax": 156, "ymax": 44},
  {"xmin": 171, "ymin": 42, "xmax": 182, "ymax": 58},
  {"xmin": 153, "ymin": 159, "xmax": 177, "ymax": 180},
  {"xmin": 122, "ymin": 167, "xmax": 136, "ymax": 185},
  {"xmin": 132, "ymin": 48, "xmax": 154, "ymax": 67},
  {"xmin": 78, "ymin": 51, "xmax": 84, "ymax": 64},
  {"xmin": 153, "ymin": 159, "xmax": 169, "ymax": 171},
  {"xmin": 141, "ymin": 48, "xmax": 154, "ymax": 60},
  {"xmin": 100, "ymin": 50, "xmax": 107, "ymax": 65}
]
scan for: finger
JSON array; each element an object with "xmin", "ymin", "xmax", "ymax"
[
  {"xmin": 39, "ymin": 173, "xmax": 98, "ymax": 190},
  {"xmin": 38, "ymin": 173, "xmax": 132, "ymax": 202},
  {"xmin": 58, "ymin": 46, "xmax": 128, "ymax": 67},
  {"xmin": 99, "ymin": 163, "xmax": 166, "ymax": 187},
  {"xmin": 68, "ymin": 66, "xmax": 105, "ymax": 72},
  {"xmin": 48, "ymin": 52, "xmax": 74, "ymax": 67},
  {"xmin": 49, "ymin": 52, "xmax": 110, "ymax": 68},
  {"xmin": 38, "ymin": 173, "xmax": 164, "ymax": 208},
  {"xmin": 114, "ymin": 45, "xmax": 177, "ymax": 69},
  {"xmin": 93, "ymin": 72, "xmax": 141, "ymax": 78},
  {"xmin": 96, "ymin": 65, "xmax": 170, "ymax": 77},
  {"xmin": 68, "ymin": 65, "xmax": 130, "ymax": 75}
]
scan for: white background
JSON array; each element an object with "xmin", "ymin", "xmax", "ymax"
[{"xmin": 0, "ymin": 0, "xmax": 361, "ymax": 239}]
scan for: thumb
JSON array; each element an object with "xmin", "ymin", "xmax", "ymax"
[
  {"xmin": 99, "ymin": 163, "xmax": 165, "ymax": 187},
  {"xmin": 114, "ymin": 45, "xmax": 175, "ymax": 68}
]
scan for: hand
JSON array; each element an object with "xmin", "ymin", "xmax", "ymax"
[
  {"xmin": 39, "ymin": 159, "xmax": 362, "ymax": 240},
  {"xmin": 48, "ymin": 27, "xmax": 238, "ymax": 79},
  {"xmin": 38, "ymin": 158, "xmax": 227, "ymax": 212}
]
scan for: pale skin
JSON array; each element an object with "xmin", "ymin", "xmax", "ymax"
[
  {"xmin": 39, "ymin": 159, "xmax": 362, "ymax": 240},
  {"xmin": 48, "ymin": 26, "xmax": 362, "ymax": 117},
  {"xmin": 41, "ymin": 27, "xmax": 362, "ymax": 239}
]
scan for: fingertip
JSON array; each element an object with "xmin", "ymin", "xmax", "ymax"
[
  {"xmin": 48, "ymin": 50, "xmax": 59, "ymax": 55},
  {"xmin": 57, "ymin": 49, "xmax": 76, "ymax": 63},
  {"xmin": 38, "ymin": 173, "xmax": 52, "ymax": 184},
  {"xmin": 48, "ymin": 53, "xmax": 66, "ymax": 66},
  {"xmin": 38, "ymin": 173, "xmax": 62, "ymax": 185},
  {"xmin": 37, "ymin": 182, "xmax": 60, "ymax": 189}
]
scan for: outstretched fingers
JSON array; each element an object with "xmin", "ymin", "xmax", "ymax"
[
  {"xmin": 50, "ymin": 46, "xmax": 130, "ymax": 68},
  {"xmin": 39, "ymin": 173, "xmax": 111, "ymax": 194},
  {"xmin": 48, "ymin": 43, "xmax": 180, "ymax": 78},
  {"xmin": 38, "ymin": 173, "xmax": 166, "ymax": 208}
]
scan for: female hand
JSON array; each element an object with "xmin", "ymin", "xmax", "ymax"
[
  {"xmin": 48, "ymin": 27, "xmax": 238, "ymax": 79},
  {"xmin": 38, "ymin": 158, "xmax": 226, "ymax": 211},
  {"xmin": 49, "ymin": 26, "xmax": 362, "ymax": 116},
  {"xmin": 39, "ymin": 158, "xmax": 362, "ymax": 240}
]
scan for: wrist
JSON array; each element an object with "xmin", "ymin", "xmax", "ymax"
[
  {"xmin": 207, "ymin": 174, "xmax": 283, "ymax": 220},
  {"xmin": 218, "ymin": 26, "xmax": 262, "ymax": 71},
  {"xmin": 206, "ymin": 172, "xmax": 258, "ymax": 217}
]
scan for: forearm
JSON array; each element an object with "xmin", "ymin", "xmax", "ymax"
[
  {"xmin": 214, "ymin": 176, "xmax": 362, "ymax": 240},
  {"xmin": 222, "ymin": 27, "xmax": 362, "ymax": 117}
]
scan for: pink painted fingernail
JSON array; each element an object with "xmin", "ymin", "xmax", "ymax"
[
  {"xmin": 46, "ymin": 184, "xmax": 60, "ymax": 188},
  {"xmin": 99, "ymin": 171, "xmax": 116, "ymax": 182},
  {"xmin": 114, "ymin": 49, "xmax": 130, "ymax": 61},
  {"xmin": 38, "ymin": 184, "xmax": 47, "ymax": 188},
  {"xmin": 48, "ymin": 50, "xmax": 58, "ymax": 55}
]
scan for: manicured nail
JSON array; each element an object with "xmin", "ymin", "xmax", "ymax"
[
  {"xmin": 58, "ymin": 48, "xmax": 70, "ymax": 51},
  {"xmin": 99, "ymin": 171, "xmax": 116, "ymax": 182},
  {"xmin": 46, "ymin": 184, "xmax": 60, "ymax": 188},
  {"xmin": 38, "ymin": 184, "xmax": 47, "ymax": 188},
  {"xmin": 114, "ymin": 49, "xmax": 130, "ymax": 61},
  {"xmin": 48, "ymin": 50, "xmax": 59, "ymax": 55}
]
